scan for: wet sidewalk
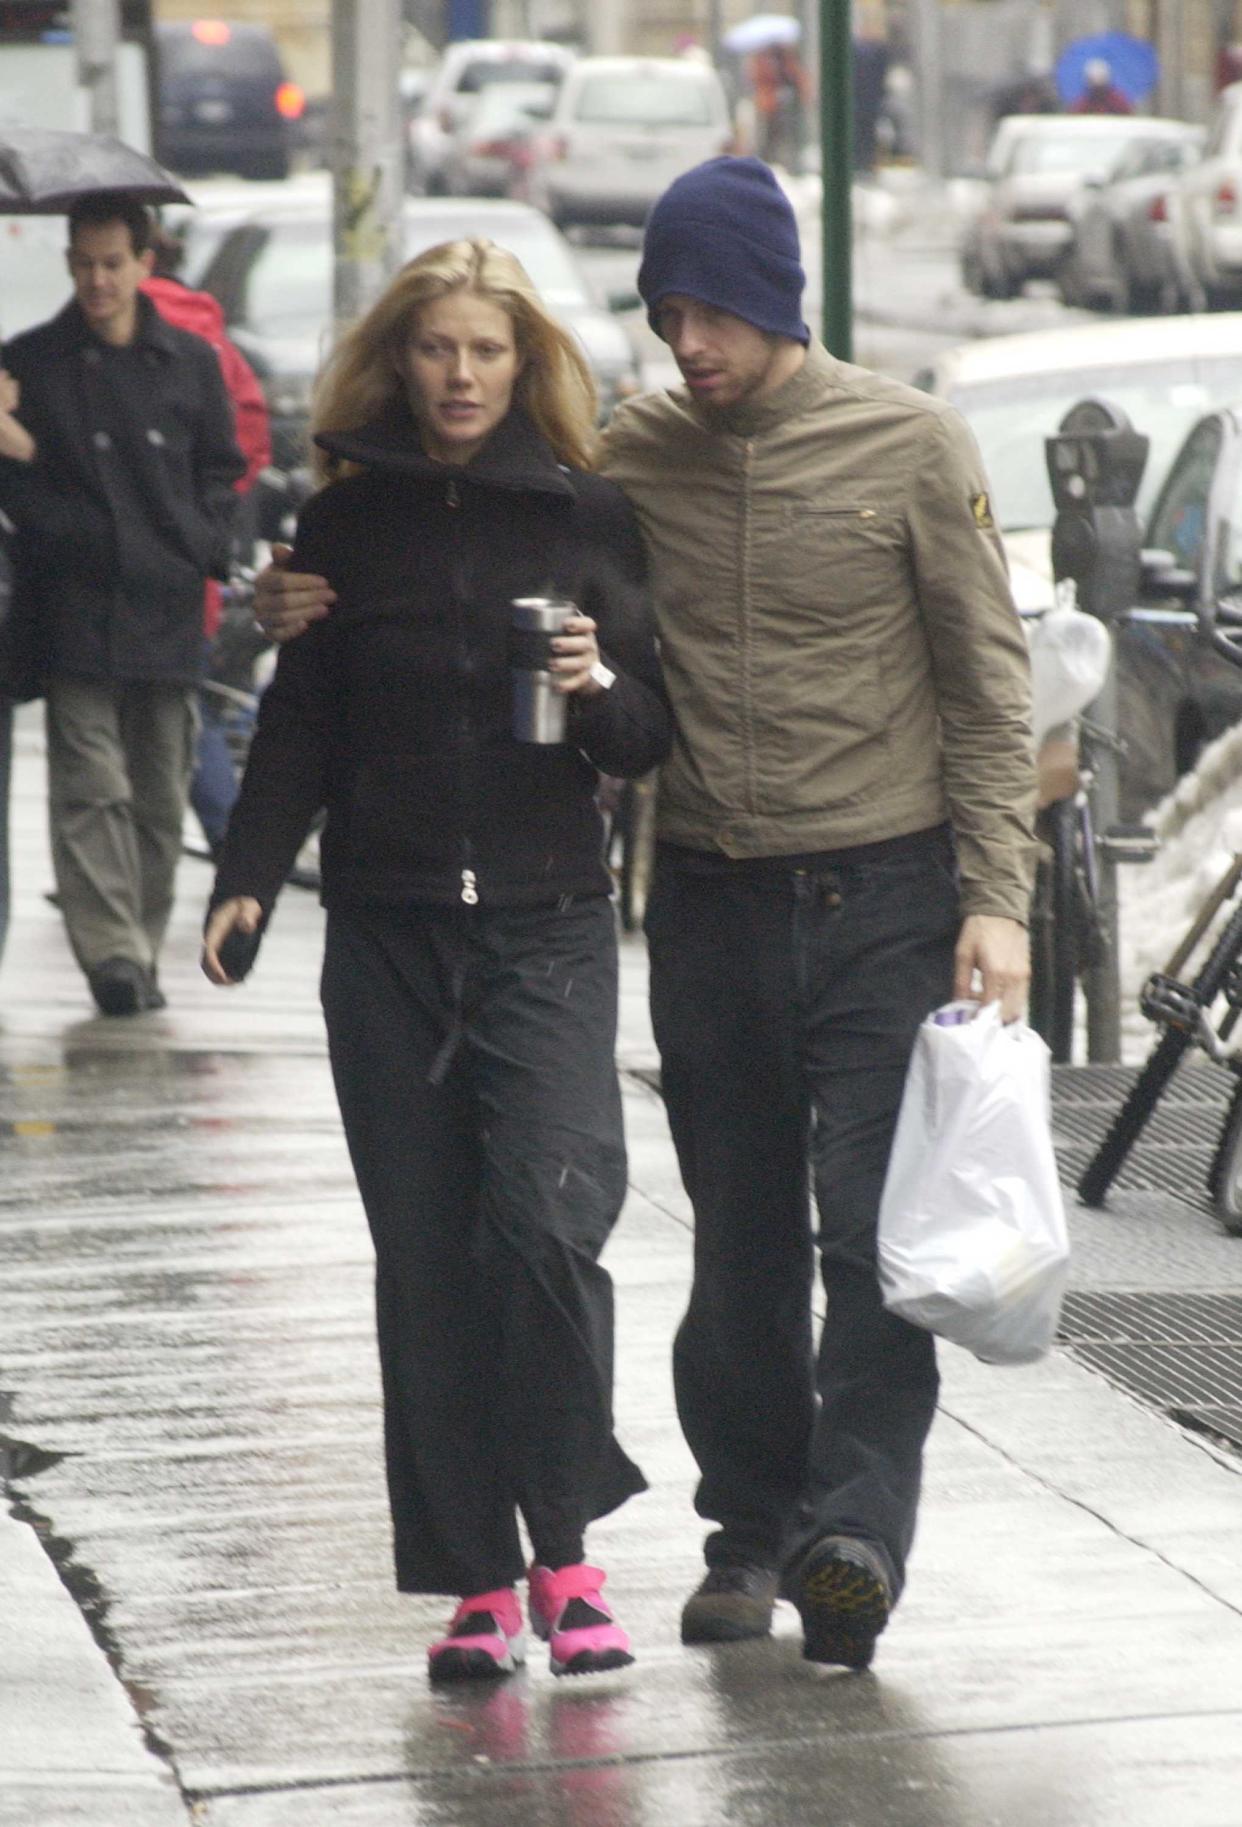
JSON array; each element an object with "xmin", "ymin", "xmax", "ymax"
[{"xmin": 3, "ymin": 703, "xmax": 1242, "ymax": 1827}]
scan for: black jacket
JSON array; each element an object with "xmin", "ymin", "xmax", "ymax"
[
  {"xmin": 0, "ymin": 296, "xmax": 244, "ymax": 685},
  {"xmin": 212, "ymin": 407, "xmax": 671, "ymax": 914}
]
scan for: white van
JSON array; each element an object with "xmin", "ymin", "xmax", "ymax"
[
  {"xmin": 407, "ymin": 39, "xmax": 576, "ymax": 195},
  {"xmin": 524, "ymin": 56, "xmax": 733, "ymax": 230}
]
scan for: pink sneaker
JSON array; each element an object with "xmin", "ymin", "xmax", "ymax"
[
  {"xmin": 527, "ymin": 1563, "xmax": 634, "ymax": 1677},
  {"xmin": 427, "ymin": 1588, "xmax": 525, "ymax": 1683}
]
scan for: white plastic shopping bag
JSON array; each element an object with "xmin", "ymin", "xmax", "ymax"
[{"xmin": 878, "ymin": 1001, "xmax": 1069, "ymax": 1365}]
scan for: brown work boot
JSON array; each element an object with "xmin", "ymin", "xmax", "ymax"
[
  {"xmin": 680, "ymin": 1562, "xmax": 780, "ymax": 1643},
  {"xmin": 787, "ymin": 1535, "xmax": 893, "ymax": 1670}
]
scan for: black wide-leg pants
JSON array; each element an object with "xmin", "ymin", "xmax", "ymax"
[
  {"xmin": 646, "ymin": 830, "xmax": 960, "ymax": 1599},
  {"xmin": 321, "ymin": 895, "xmax": 646, "ymax": 1597}
]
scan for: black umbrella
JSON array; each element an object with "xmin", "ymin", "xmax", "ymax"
[{"xmin": 0, "ymin": 127, "xmax": 191, "ymax": 215}]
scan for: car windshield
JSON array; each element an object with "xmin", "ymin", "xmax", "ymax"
[
  {"xmin": 1008, "ymin": 130, "xmax": 1139, "ymax": 176},
  {"xmin": 458, "ymin": 58, "xmax": 565, "ymax": 92},
  {"xmin": 948, "ymin": 357, "xmax": 1242, "ymax": 531},
  {"xmin": 573, "ymin": 74, "xmax": 715, "ymax": 126},
  {"xmin": 242, "ymin": 211, "xmax": 589, "ymax": 335}
]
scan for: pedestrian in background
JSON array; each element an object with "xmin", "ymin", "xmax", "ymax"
[
  {"xmin": 746, "ymin": 41, "xmax": 812, "ymax": 169},
  {"xmin": 246, "ymin": 157, "xmax": 1035, "ymax": 1675},
  {"xmin": 141, "ymin": 224, "xmax": 273, "ymax": 861},
  {"xmin": 202, "ymin": 238, "xmax": 670, "ymax": 1683},
  {"xmin": 1069, "ymin": 58, "xmax": 1133, "ymax": 116},
  {"xmin": 0, "ymin": 193, "xmax": 243, "ymax": 1016}
]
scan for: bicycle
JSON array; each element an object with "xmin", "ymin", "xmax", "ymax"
[
  {"xmin": 1077, "ymin": 605, "xmax": 1242, "ymax": 1232},
  {"xmin": 1025, "ymin": 591, "xmax": 1160, "ymax": 1064}
]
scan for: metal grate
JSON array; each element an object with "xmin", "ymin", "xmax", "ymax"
[{"xmin": 1058, "ymin": 1291, "xmax": 1242, "ymax": 1455}]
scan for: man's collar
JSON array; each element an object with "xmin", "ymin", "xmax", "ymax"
[
  {"xmin": 688, "ymin": 340, "xmax": 838, "ymax": 438},
  {"xmin": 55, "ymin": 291, "xmax": 177, "ymax": 355}
]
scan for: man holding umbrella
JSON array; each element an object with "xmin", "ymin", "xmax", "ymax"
[{"xmin": 0, "ymin": 187, "xmax": 243, "ymax": 1014}]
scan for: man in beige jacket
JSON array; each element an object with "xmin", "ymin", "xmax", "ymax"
[{"xmin": 251, "ymin": 158, "xmax": 1035, "ymax": 1675}]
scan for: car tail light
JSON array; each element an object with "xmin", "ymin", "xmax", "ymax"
[
  {"xmin": 1216, "ymin": 179, "xmax": 1238, "ymax": 216},
  {"xmin": 1148, "ymin": 193, "xmax": 1169, "ymax": 224},
  {"xmin": 275, "ymin": 81, "xmax": 305, "ymax": 121},
  {"xmin": 475, "ymin": 138, "xmax": 514, "ymax": 158},
  {"xmin": 192, "ymin": 18, "xmax": 231, "ymax": 45}
]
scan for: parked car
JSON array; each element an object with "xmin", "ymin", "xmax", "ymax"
[
  {"xmin": 1172, "ymin": 80, "xmax": 1242, "ymax": 309},
  {"xmin": 1061, "ymin": 123, "xmax": 1204, "ymax": 314},
  {"xmin": 960, "ymin": 114, "xmax": 1186, "ymax": 300},
  {"xmin": 523, "ymin": 55, "xmax": 733, "ymax": 230},
  {"xmin": 196, "ymin": 196, "xmax": 643, "ymax": 467},
  {"xmin": 441, "ymin": 81, "xmax": 556, "ymax": 198},
  {"xmin": 919, "ymin": 318, "xmax": 1242, "ymax": 812},
  {"xmin": 153, "ymin": 19, "xmax": 304, "ymax": 182},
  {"xmin": 407, "ymin": 40, "xmax": 575, "ymax": 195}
]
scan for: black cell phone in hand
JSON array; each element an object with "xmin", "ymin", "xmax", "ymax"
[{"xmin": 217, "ymin": 925, "xmax": 262, "ymax": 982}]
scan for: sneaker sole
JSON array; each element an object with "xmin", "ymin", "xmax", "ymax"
[
  {"xmin": 797, "ymin": 1556, "xmax": 890, "ymax": 1670},
  {"xmin": 550, "ymin": 1647, "xmax": 635, "ymax": 1678},
  {"xmin": 428, "ymin": 1646, "xmax": 522, "ymax": 1683},
  {"xmin": 680, "ymin": 1607, "xmax": 773, "ymax": 1644}
]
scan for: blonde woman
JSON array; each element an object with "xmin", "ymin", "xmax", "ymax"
[{"xmin": 202, "ymin": 241, "xmax": 670, "ymax": 1682}]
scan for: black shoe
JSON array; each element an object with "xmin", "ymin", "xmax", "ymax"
[
  {"xmin": 787, "ymin": 1536, "xmax": 893, "ymax": 1670},
  {"xmin": 88, "ymin": 957, "xmax": 148, "ymax": 1017},
  {"xmin": 680, "ymin": 1562, "xmax": 780, "ymax": 1644},
  {"xmin": 143, "ymin": 973, "xmax": 167, "ymax": 1012}
]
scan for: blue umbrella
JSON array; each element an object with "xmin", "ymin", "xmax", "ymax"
[{"xmin": 1054, "ymin": 32, "xmax": 1160, "ymax": 107}]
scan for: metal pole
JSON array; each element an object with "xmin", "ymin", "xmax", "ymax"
[
  {"xmin": 1085, "ymin": 657, "xmax": 1122, "ymax": 1061},
  {"xmin": 331, "ymin": 0, "xmax": 404, "ymax": 332},
  {"xmin": 72, "ymin": 0, "xmax": 121, "ymax": 138},
  {"xmin": 909, "ymin": 0, "xmax": 944, "ymax": 180},
  {"xmin": 819, "ymin": 0, "xmax": 852, "ymax": 359}
]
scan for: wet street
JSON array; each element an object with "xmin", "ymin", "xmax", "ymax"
[{"xmin": 4, "ymin": 695, "xmax": 1242, "ymax": 1827}]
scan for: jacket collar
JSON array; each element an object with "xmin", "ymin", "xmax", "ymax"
[
  {"xmin": 315, "ymin": 405, "xmax": 577, "ymax": 499},
  {"xmin": 51, "ymin": 291, "xmax": 181, "ymax": 357},
  {"xmin": 685, "ymin": 338, "xmax": 839, "ymax": 439}
]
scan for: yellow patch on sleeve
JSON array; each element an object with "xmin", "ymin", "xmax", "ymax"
[{"xmin": 971, "ymin": 491, "xmax": 995, "ymax": 531}]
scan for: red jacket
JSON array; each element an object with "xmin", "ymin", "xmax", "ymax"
[{"xmin": 142, "ymin": 277, "xmax": 272, "ymax": 639}]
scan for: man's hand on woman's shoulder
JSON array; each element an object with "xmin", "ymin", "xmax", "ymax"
[{"xmin": 254, "ymin": 543, "xmax": 335, "ymax": 643}]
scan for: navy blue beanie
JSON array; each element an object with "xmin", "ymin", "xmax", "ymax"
[{"xmin": 638, "ymin": 156, "xmax": 809, "ymax": 346}]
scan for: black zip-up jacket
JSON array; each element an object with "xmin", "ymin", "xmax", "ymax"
[
  {"xmin": 211, "ymin": 407, "xmax": 671, "ymax": 915},
  {"xmin": 0, "ymin": 296, "xmax": 244, "ymax": 685}
]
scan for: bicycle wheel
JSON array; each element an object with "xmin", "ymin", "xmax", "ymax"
[
  {"xmin": 1077, "ymin": 1029, "xmax": 1192, "ymax": 1206},
  {"xmin": 1207, "ymin": 1079, "xmax": 1242, "ymax": 1236},
  {"xmin": 1079, "ymin": 896, "xmax": 1242, "ymax": 1207}
]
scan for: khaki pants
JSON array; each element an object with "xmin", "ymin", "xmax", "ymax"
[{"xmin": 46, "ymin": 677, "xmax": 197, "ymax": 976}]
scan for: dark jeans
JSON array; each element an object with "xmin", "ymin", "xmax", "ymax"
[
  {"xmin": 645, "ymin": 829, "xmax": 960, "ymax": 1599},
  {"xmin": 189, "ymin": 707, "xmax": 240, "ymax": 852},
  {"xmin": 321, "ymin": 895, "xmax": 646, "ymax": 1597}
]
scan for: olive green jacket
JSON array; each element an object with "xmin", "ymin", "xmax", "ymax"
[{"xmin": 598, "ymin": 341, "xmax": 1037, "ymax": 924}]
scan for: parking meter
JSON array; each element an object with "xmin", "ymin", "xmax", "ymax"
[
  {"xmin": 1046, "ymin": 398, "xmax": 1149, "ymax": 622},
  {"xmin": 1043, "ymin": 399, "xmax": 1152, "ymax": 1066}
]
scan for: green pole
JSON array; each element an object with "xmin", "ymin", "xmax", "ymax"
[{"xmin": 819, "ymin": 0, "xmax": 853, "ymax": 359}]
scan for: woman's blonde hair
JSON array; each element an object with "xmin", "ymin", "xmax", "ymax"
[{"xmin": 310, "ymin": 238, "xmax": 597, "ymax": 482}]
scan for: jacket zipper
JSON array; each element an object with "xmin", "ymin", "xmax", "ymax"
[{"xmin": 445, "ymin": 474, "xmax": 478, "ymax": 905}]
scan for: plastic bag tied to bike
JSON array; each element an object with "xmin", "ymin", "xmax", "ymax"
[{"xmin": 878, "ymin": 1001, "xmax": 1070, "ymax": 1366}]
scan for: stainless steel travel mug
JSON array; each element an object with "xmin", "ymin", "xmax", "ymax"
[{"xmin": 510, "ymin": 597, "xmax": 575, "ymax": 743}]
